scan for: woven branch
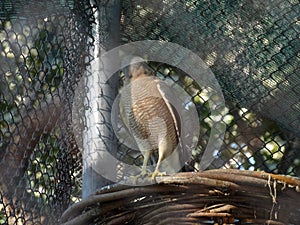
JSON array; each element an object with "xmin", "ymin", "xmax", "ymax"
[{"xmin": 60, "ymin": 169, "xmax": 300, "ymax": 225}]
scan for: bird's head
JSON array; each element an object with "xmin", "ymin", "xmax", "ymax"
[{"xmin": 122, "ymin": 56, "xmax": 154, "ymax": 82}]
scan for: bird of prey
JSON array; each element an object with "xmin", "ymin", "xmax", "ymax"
[{"xmin": 119, "ymin": 57, "xmax": 181, "ymax": 181}]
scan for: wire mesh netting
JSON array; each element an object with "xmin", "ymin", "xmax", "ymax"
[{"xmin": 0, "ymin": 0, "xmax": 299, "ymax": 224}]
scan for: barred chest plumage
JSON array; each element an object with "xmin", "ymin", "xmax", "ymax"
[{"xmin": 121, "ymin": 76, "xmax": 178, "ymax": 153}]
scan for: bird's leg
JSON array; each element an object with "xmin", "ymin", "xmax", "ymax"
[
  {"xmin": 150, "ymin": 136, "xmax": 176, "ymax": 181},
  {"xmin": 151, "ymin": 157, "xmax": 166, "ymax": 181},
  {"xmin": 140, "ymin": 150, "xmax": 151, "ymax": 177},
  {"xmin": 130, "ymin": 150, "xmax": 151, "ymax": 184},
  {"xmin": 151, "ymin": 144, "xmax": 168, "ymax": 181}
]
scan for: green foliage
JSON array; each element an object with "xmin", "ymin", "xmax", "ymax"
[
  {"xmin": 0, "ymin": 211, "xmax": 5, "ymax": 225},
  {"xmin": 0, "ymin": 15, "xmax": 68, "ymax": 203}
]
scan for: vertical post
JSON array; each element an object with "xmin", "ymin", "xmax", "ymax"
[{"xmin": 82, "ymin": 0, "xmax": 121, "ymax": 198}]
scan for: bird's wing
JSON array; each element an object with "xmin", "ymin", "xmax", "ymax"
[
  {"xmin": 119, "ymin": 93, "xmax": 126, "ymax": 125},
  {"xmin": 156, "ymin": 79, "xmax": 184, "ymax": 173},
  {"xmin": 156, "ymin": 79, "xmax": 181, "ymax": 139},
  {"xmin": 118, "ymin": 90, "xmax": 142, "ymax": 155},
  {"xmin": 119, "ymin": 90, "xmax": 131, "ymax": 132}
]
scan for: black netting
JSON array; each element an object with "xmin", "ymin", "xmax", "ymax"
[{"xmin": 0, "ymin": 0, "xmax": 299, "ymax": 224}]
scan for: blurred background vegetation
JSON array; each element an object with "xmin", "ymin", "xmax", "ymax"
[{"xmin": 0, "ymin": 0, "xmax": 299, "ymax": 224}]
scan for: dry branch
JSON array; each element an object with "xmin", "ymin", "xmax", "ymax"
[{"xmin": 60, "ymin": 169, "xmax": 300, "ymax": 225}]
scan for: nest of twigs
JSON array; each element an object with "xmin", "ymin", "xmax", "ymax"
[{"xmin": 60, "ymin": 169, "xmax": 300, "ymax": 225}]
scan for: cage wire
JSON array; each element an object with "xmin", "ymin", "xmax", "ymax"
[{"xmin": 0, "ymin": 0, "xmax": 300, "ymax": 224}]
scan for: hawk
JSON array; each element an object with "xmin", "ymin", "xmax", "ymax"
[{"xmin": 119, "ymin": 57, "xmax": 181, "ymax": 181}]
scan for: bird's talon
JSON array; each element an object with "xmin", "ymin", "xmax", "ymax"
[
  {"xmin": 128, "ymin": 170, "xmax": 150, "ymax": 184},
  {"xmin": 140, "ymin": 171, "xmax": 148, "ymax": 178},
  {"xmin": 150, "ymin": 170, "xmax": 167, "ymax": 181}
]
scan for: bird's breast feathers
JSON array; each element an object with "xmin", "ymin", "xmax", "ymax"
[{"xmin": 119, "ymin": 76, "xmax": 178, "ymax": 149}]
